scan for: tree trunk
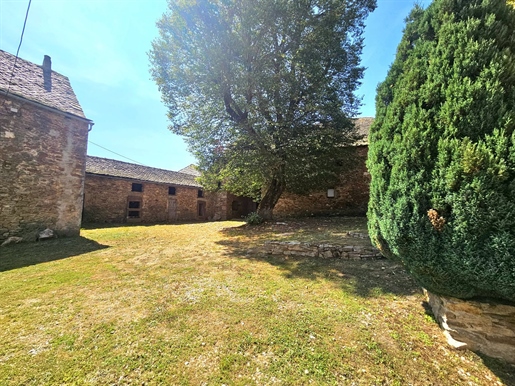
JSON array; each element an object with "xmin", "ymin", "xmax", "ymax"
[{"xmin": 257, "ymin": 165, "xmax": 286, "ymax": 221}]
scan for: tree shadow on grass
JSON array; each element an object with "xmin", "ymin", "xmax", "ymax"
[
  {"xmin": 215, "ymin": 236, "xmax": 421, "ymax": 299},
  {"xmin": 0, "ymin": 236, "xmax": 109, "ymax": 272},
  {"xmin": 217, "ymin": 228, "xmax": 515, "ymax": 383},
  {"xmin": 476, "ymin": 354, "xmax": 515, "ymax": 386},
  {"xmin": 216, "ymin": 219, "xmax": 418, "ymax": 298}
]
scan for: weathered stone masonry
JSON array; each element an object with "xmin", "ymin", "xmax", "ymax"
[
  {"xmin": 426, "ymin": 291, "xmax": 515, "ymax": 364},
  {"xmin": 0, "ymin": 51, "xmax": 91, "ymax": 240},
  {"xmin": 274, "ymin": 146, "xmax": 370, "ymax": 217},
  {"xmin": 83, "ymin": 157, "xmax": 256, "ymax": 223},
  {"xmin": 83, "ymin": 174, "xmax": 216, "ymax": 223},
  {"xmin": 258, "ymin": 231, "xmax": 382, "ymax": 259},
  {"xmin": 0, "ymin": 96, "xmax": 89, "ymax": 239}
]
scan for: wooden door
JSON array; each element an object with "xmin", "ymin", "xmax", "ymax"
[{"xmin": 168, "ymin": 198, "xmax": 178, "ymax": 221}]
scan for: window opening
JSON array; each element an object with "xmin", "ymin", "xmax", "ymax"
[
  {"xmin": 168, "ymin": 186, "xmax": 176, "ymax": 195},
  {"xmin": 128, "ymin": 201, "xmax": 140, "ymax": 209},
  {"xmin": 197, "ymin": 189, "xmax": 204, "ymax": 198},
  {"xmin": 132, "ymin": 183, "xmax": 143, "ymax": 192},
  {"xmin": 127, "ymin": 198, "xmax": 142, "ymax": 220}
]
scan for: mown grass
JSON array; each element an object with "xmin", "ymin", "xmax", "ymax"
[{"xmin": 0, "ymin": 218, "xmax": 514, "ymax": 385}]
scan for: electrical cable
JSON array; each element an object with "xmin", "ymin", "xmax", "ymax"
[
  {"xmin": 88, "ymin": 140, "xmax": 148, "ymax": 166},
  {"xmin": 2, "ymin": 0, "xmax": 32, "ymax": 100}
]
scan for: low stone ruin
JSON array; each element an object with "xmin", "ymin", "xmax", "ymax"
[{"xmin": 261, "ymin": 240, "xmax": 383, "ymax": 260}]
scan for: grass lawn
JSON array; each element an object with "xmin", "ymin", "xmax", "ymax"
[{"xmin": 0, "ymin": 218, "xmax": 514, "ymax": 385}]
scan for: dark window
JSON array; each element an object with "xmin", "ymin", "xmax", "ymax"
[
  {"xmin": 127, "ymin": 197, "xmax": 142, "ymax": 220},
  {"xmin": 132, "ymin": 183, "xmax": 143, "ymax": 192},
  {"xmin": 168, "ymin": 186, "xmax": 176, "ymax": 195},
  {"xmin": 197, "ymin": 189, "xmax": 204, "ymax": 198}
]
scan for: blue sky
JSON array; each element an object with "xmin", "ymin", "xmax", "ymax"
[{"xmin": 1, "ymin": 0, "xmax": 431, "ymax": 171}]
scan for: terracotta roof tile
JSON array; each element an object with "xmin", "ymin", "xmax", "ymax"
[
  {"xmin": 86, "ymin": 156, "xmax": 202, "ymax": 187},
  {"xmin": 0, "ymin": 50, "xmax": 87, "ymax": 118}
]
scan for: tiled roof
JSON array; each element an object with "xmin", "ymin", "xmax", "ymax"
[
  {"xmin": 0, "ymin": 50, "xmax": 87, "ymax": 119},
  {"xmin": 353, "ymin": 117, "xmax": 374, "ymax": 146},
  {"xmin": 86, "ymin": 156, "xmax": 202, "ymax": 187},
  {"xmin": 178, "ymin": 164, "xmax": 201, "ymax": 177}
]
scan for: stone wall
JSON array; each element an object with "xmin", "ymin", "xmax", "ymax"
[
  {"xmin": 260, "ymin": 238, "xmax": 382, "ymax": 259},
  {"xmin": 425, "ymin": 291, "xmax": 515, "ymax": 364},
  {"xmin": 222, "ymin": 192, "xmax": 256, "ymax": 220},
  {"xmin": 83, "ymin": 174, "xmax": 217, "ymax": 223},
  {"xmin": 0, "ymin": 95, "xmax": 89, "ymax": 240},
  {"xmin": 274, "ymin": 146, "xmax": 370, "ymax": 217}
]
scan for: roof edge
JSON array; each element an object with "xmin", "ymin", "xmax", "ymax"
[
  {"xmin": 85, "ymin": 171, "xmax": 202, "ymax": 188},
  {"xmin": 0, "ymin": 87, "xmax": 92, "ymax": 123}
]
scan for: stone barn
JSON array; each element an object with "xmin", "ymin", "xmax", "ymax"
[
  {"xmin": 274, "ymin": 117, "xmax": 373, "ymax": 217},
  {"xmin": 0, "ymin": 50, "xmax": 92, "ymax": 241},
  {"xmin": 83, "ymin": 156, "xmax": 256, "ymax": 223}
]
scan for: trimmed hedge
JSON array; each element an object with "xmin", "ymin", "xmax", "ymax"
[{"xmin": 367, "ymin": 0, "xmax": 515, "ymax": 302}]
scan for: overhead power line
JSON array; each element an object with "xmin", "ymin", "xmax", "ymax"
[
  {"xmin": 3, "ymin": 0, "xmax": 32, "ymax": 99},
  {"xmin": 88, "ymin": 140, "xmax": 148, "ymax": 166}
]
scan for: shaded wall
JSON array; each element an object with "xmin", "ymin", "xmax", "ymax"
[
  {"xmin": 274, "ymin": 146, "xmax": 370, "ymax": 217},
  {"xmin": 0, "ymin": 95, "xmax": 89, "ymax": 240}
]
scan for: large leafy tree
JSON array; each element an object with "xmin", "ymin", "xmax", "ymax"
[
  {"xmin": 368, "ymin": 0, "xmax": 515, "ymax": 302},
  {"xmin": 150, "ymin": 0, "xmax": 376, "ymax": 219}
]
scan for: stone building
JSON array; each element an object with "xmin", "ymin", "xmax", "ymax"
[
  {"xmin": 83, "ymin": 156, "xmax": 256, "ymax": 223},
  {"xmin": 83, "ymin": 118, "xmax": 373, "ymax": 224},
  {"xmin": 0, "ymin": 50, "xmax": 92, "ymax": 240},
  {"xmin": 274, "ymin": 117, "xmax": 373, "ymax": 217}
]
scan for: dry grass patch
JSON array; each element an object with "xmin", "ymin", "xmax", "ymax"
[{"xmin": 0, "ymin": 218, "xmax": 514, "ymax": 385}]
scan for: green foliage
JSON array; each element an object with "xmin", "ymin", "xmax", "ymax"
[
  {"xmin": 367, "ymin": 0, "xmax": 515, "ymax": 302},
  {"xmin": 150, "ymin": 0, "xmax": 376, "ymax": 218},
  {"xmin": 244, "ymin": 212, "xmax": 264, "ymax": 225}
]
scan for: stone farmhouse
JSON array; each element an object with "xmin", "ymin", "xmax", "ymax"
[
  {"xmin": 274, "ymin": 117, "xmax": 373, "ymax": 217},
  {"xmin": 83, "ymin": 156, "xmax": 256, "ymax": 223},
  {"xmin": 83, "ymin": 117, "xmax": 372, "ymax": 224},
  {"xmin": 0, "ymin": 46, "xmax": 373, "ymax": 236},
  {"xmin": 0, "ymin": 50, "xmax": 92, "ymax": 241}
]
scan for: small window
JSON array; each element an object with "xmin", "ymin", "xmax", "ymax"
[
  {"xmin": 168, "ymin": 186, "xmax": 176, "ymax": 195},
  {"xmin": 327, "ymin": 189, "xmax": 335, "ymax": 198},
  {"xmin": 127, "ymin": 198, "xmax": 142, "ymax": 220},
  {"xmin": 197, "ymin": 189, "xmax": 204, "ymax": 198},
  {"xmin": 132, "ymin": 183, "xmax": 143, "ymax": 192}
]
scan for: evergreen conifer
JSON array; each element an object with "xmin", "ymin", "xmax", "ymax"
[{"xmin": 368, "ymin": 0, "xmax": 515, "ymax": 302}]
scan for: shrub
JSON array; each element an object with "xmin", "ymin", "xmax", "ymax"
[
  {"xmin": 245, "ymin": 212, "xmax": 264, "ymax": 225},
  {"xmin": 367, "ymin": 0, "xmax": 515, "ymax": 302}
]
